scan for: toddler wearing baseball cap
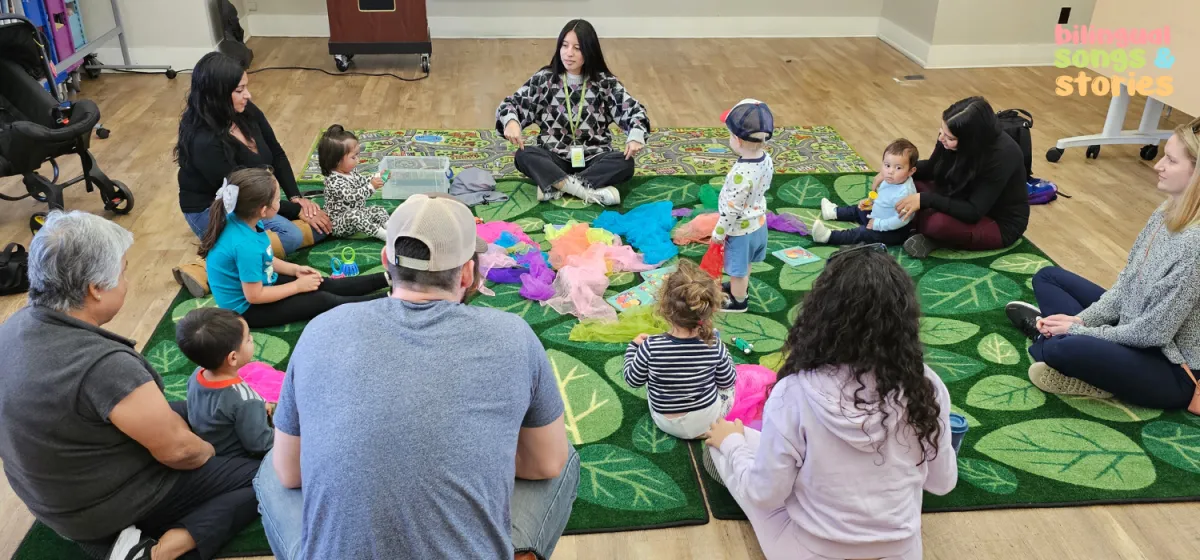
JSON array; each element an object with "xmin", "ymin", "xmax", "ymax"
[{"xmin": 711, "ymin": 99, "xmax": 775, "ymax": 313}]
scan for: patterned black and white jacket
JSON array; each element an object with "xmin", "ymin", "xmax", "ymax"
[{"xmin": 496, "ymin": 68, "xmax": 651, "ymax": 160}]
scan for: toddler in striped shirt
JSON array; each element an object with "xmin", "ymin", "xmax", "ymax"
[{"xmin": 625, "ymin": 259, "xmax": 737, "ymax": 439}]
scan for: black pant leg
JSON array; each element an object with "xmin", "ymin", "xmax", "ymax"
[
  {"xmin": 135, "ymin": 456, "xmax": 260, "ymax": 560},
  {"xmin": 514, "ymin": 146, "xmax": 572, "ymax": 191},
  {"xmin": 827, "ymin": 225, "xmax": 911, "ymax": 246},
  {"xmin": 319, "ymin": 272, "xmax": 388, "ymax": 297},
  {"xmin": 578, "ymin": 151, "xmax": 635, "ymax": 189}
]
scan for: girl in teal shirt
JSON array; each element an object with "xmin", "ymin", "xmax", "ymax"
[{"xmin": 200, "ymin": 168, "xmax": 387, "ymax": 328}]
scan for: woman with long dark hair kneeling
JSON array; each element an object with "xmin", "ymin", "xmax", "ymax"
[
  {"xmin": 200, "ymin": 168, "xmax": 388, "ymax": 328},
  {"xmin": 704, "ymin": 245, "xmax": 957, "ymax": 560}
]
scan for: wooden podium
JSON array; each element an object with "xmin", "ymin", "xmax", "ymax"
[{"xmin": 326, "ymin": 0, "xmax": 432, "ymax": 73}]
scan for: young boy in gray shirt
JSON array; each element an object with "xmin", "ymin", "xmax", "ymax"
[{"xmin": 177, "ymin": 307, "xmax": 274, "ymax": 458}]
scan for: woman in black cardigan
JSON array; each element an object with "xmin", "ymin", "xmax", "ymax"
[
  {"xmin": 892, "ymin": 96, "xmax": 1030, "ymax": 258},
  {"xmin": 175, "ymin": 52, "xmax": 331, "ymax": 256}
]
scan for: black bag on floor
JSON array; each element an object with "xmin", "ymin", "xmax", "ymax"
[
  {"xmin": 0, "ymin": 242, "xmax": 29, "ymax": 295},
  {"xmin": 997, "ymin": 108, "xmax": 1034, "ymax": 182}
]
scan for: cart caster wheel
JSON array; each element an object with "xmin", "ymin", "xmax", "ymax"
[
  {"xmin": 165, "ymin": 68, "xmax": 178, "ymax": 80},
  {"xmin": 83, "ymin": 55, "xmax": 101, "ymax": 79},
  {"xmin": 1086, "ymin": 145, "xmax": 1101, "ymax": 159},
  {"xmin": 421, "ymin": 55, "xmax": 430, "ymax": 74},
  {"xmin": 1140, "ymin": 144, "xmax": 1159, "ymax": 161},
  {"xmin": 335, "ymin": 55, "xmax": 353, "ymax": 72},
  {"xmin": 104, "ymin": 181, "xmax": 135, "ymax": 215},
  {"xmin": 1046, "ymin": 147, "xmax": 1064, "ymax": 163},
  {"xmin": 96, "ymin": 126, "xmax": 110, "ymax": 140},
  {"xmin": 30, "ymin": 212, "xmax": 47, "ymax": 235}
]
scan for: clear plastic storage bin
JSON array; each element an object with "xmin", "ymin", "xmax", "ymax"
[{"xmin": 378, "ymin": 156, "xmax": 451, "ymax": 200}]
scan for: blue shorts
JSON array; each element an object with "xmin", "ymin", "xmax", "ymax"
[{"xmin": 723, "ymin": 226, "xmax": 768, "ymax": 277}]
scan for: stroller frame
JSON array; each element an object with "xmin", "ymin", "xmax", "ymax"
[{"xmin": 0, "ymin": 15, "xmax": 133, "ymax": 233}]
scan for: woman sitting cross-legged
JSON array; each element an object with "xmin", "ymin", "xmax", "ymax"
[
  {"xmin": 498, "ymin": 19, "xmax": 650, "ymax": 207},
  {"xmin": 201, "ymin": 167, "xmax": 388, "ymax": 328},
  {"xmin": 704, "ymin": 244, "xmax": 957, "ymax": 560},
  {"xmin": 1006, "ymin": 117, "xmax": 1200, "ymax": 410}
]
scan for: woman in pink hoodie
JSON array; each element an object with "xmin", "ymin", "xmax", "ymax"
[{"xmin": 705, "ymin": 244, "xmax": 957, "ymax": 560}]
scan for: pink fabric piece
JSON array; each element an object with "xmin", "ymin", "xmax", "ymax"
[
  {"xmin": 604, "ymin": 242, "xmax": 656, "ymax": 273},
  {"xmin": 479, "ymin": 244, "xmax": 518, "ymax": 272},
  {"xmin": 726, "ymin": 364, "xmax": 778, "ymax": 430},
  {"xmin": 238, "ymin": 362, "xmax": 285, "ymax": 403},
  {"xmin": 477, "ymin": 221, "xmax": 537, "ymax": 248},
  {"xmin": 673, "ymin": 213, "xmax": 721, "ymax": 245},
  {"xmin": 767, "ymin": 212, "xmax": 809, "ymax": 235},
  {"xmin": 546, "ymin": 246, "xmax": 616, "ymax": 321}
]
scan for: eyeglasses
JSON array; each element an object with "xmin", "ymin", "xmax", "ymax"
[{"xmin": 829, "ymin": 243, "xmax": 888, "ymax": 261}]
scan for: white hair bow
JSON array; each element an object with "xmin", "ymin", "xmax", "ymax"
[{"xmin": 216, "ymin": 178, "xmax": 240, "ymax": 214}]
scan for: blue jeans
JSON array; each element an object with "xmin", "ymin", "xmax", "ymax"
[
  {"xmin": 184, "ymin": 208, "xmax": 326, "ymax": 256},
  {"xmin": 1029, "ymin": 267, "xmax": 1195, "ymax": 409},
  {"xmin": 253, "ymin": 446, "xmax": 580, "ymax": 560}
]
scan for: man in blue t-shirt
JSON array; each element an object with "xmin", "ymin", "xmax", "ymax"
[{"xmin": 253, "ymin": 194, "xmax": 578, "ymax": 559}]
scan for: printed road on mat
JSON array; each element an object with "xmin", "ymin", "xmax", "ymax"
[{"xmin": 296, "ymin": 126, "xmax": 872, "ymax": 186}]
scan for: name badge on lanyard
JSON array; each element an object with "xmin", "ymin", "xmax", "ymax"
[{"xmin": 563, "ymin": 75, "xmax": 588, "ymax": 168}]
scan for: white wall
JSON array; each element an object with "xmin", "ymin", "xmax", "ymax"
[
  {"xmin": 880, "ymin": 0, "xmax": 1097, "ymax": 68},
  {"xmin": 246, "ymin": 0, "xmax": 885, "ymax": 38},
  {"xmin": 79, "ymin": 0, "xmax": 217, "ymax": 69},
  {"xmin": 879, "ymin": 0, "xmax": 940, "ymax": 64}
]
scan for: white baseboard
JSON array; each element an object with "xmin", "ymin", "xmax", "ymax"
[
  {"xmin": 247, "ymin": 14, "xmax": 880, "ymax": 39},
  {"xmin": 924, "ymin": 43, "xmax": 1057, "ymax": 69},
  {"xmin": 90, "ymin": 46, "xmax": 215, "ymax": 72},
  {"xmin": 876, "ymin": 18, "xmax": 930, "ymax": 67}
]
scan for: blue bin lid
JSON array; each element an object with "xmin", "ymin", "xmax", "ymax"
[{"xmin": 949, "ymin": 413, "xmax": 969, "ymax": 432}]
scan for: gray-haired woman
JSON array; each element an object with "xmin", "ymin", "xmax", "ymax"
[{"xmin": 0, "ymin": 211, "xmax": 259, "ymax": 560}]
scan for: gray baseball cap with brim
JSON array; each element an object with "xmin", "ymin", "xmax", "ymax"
[{"xmin": 385, "ymin": 192, "xmax": 487, "ymax": 271}]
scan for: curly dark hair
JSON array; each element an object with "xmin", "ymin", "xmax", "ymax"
[{"xmin": 778, "ymin": 245, "xmax": 943, "ymax": 464}]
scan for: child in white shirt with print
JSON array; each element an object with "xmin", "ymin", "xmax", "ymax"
[{"xmin": 711, "ymin": 99, "xmax": 775, "ymax": 313}]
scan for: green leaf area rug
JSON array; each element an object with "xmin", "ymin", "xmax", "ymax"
[{"xmin": 17, "ymin": 173, "xmax": 1200, "ymax": 558}]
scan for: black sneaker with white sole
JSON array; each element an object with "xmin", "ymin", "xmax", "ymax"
[
  {"xmin": 903, "ymin": 234, "xmax": 937, "ymax": 259},
  {"xmin": 720, "ymin": 295, "xmax": 748, "ymax": 313},
  {"xmin": 1005, "ymin": 301, "xmax": 1042, "ymax": 340},
  {"xmin": 107, "ymin": 526, "xmax": 155, "ymax": 560}
]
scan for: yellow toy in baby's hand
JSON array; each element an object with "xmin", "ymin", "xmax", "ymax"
[{"xmin": 862, "ymin": 190, "xmax": 878, "ymax": 210}]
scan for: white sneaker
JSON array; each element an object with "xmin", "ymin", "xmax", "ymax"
[
  {"xmin": 811, "ymin": 220, "xmax": 832, "ymax": 243},
  {"xmin": 108, "ymin": 526, "xmax": 154, "ymax": 560},
  {"xmin": 536, "ymin": 186, "xmax": 563, "ymax": 202},
  {"xmin": 559, "ymin": 176, "xmax": 620, "ymax": 206},
  {"xmin": 820, "ymin": 198, "xmax": 838, "ymax": 221}
]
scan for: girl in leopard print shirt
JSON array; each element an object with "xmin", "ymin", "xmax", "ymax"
[{"xmin": 318, "ymin": 125, "xmax": 389, "ymax": 240}]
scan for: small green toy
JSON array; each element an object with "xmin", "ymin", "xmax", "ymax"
[{"xmin": 732, "ymin": 337, "xmax": 754, "ymax": 354}]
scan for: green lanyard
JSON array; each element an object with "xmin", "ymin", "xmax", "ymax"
[{"xmin": 561, "ymin": 74, "xmax": 588, "ymax": 142}]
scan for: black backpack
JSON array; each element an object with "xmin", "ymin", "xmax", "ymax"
[
  {"xmin": 996, "ymin": 109, "xmax": 1034, "ymax": 182},
  {"xmin": 0, "ymin": 243, "xmax": 29, "ymax": 296}
]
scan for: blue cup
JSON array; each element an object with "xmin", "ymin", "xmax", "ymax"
[{"xmin": 949, "ymin": 413, "xmax": 968, "ymax": 454}]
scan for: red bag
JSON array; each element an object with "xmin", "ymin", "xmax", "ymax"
[{"xmin": 700, "ymin": 243, "xmax": 724, "ymax": 279}]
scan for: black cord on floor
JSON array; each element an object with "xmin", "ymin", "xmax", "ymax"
[
  {"xmin": 248, "ymin": 65, "xmax": 429, "ymax": 82},
  {"xmin": 93, "ymin": 65, "xmax": 428, "ymax": 82}
]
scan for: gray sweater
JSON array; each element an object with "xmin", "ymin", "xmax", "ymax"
[{"xmin": 1072, "ymin": 207, "xmax": 1200, "ymax": 366}]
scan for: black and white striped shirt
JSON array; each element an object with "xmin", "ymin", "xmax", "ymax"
[{"xmin": 624, "ymin": 335, "xmax": 736, "ymax": 414}]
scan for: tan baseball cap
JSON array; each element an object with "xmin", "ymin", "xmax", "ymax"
[{"xmin": 385, "ymin": 193, "xmax": 487, "ymax": 272}]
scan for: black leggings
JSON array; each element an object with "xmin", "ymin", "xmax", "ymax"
[{"xmin": 242, "ymin": 273, "xmax": 388, "ymax": 328}]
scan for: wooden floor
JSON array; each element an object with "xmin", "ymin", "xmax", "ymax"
[{"xmin": 1, "ymin": 37, "xmax": 1197, "ymax": 559}]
